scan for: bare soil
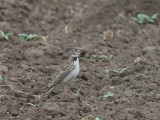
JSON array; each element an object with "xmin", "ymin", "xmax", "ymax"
[{"xmin": 0, "ymin": 0, "xmax": 160, "ymax": 120}]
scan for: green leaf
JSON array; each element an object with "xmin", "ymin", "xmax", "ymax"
[
  {"xmin": 132, "ymin": 14, "xmax": 149, "ymax": 24},
  {"xmin": 108, "ymin": 68, "xmax": 128, "ymax": 74},
  {"xmin": 6, "ymin": 32, "xmax": 13, "ymax": 36},
  {"xmin": 99, "ymin": 55, "xmax": 113, "ymax": 61},
  {"xmin": 132, "ymin": 13, "xmax": 158, "ymax": 24},
  {"xmin": 82, "ymin": 117, "xmax": 88, "ymax": 120},
  {"xmin": 92, "ymin": 55, "xmax": 98, "ymax": 59},
  {"xmin": 117, "ymin": 69, "xmax": 121, "ymax": 73},
  {"xmin": 27, "ymin": 102, "xmax": 37, "ymax": 107},
  {"xmin": 131, "ymin": 17, "xmax": 139, "ymax": 21},
  {"xmin": 0, "ymin": 76, "xmax": 3, "ymax": 80},
  {"xmin": 106, "ymin": 69, "xmax": 110, "ymax": 74},
  {"xmin": 137, "ymin": 14, "xmax": 149, "ymax": 20},
  {"xmin": 29, "ymin": 34, "xmax": 38, "ymax": 38},
  {"xmin": 18, "ymin": 33, "xmax": 40, "ymax": 41},
  {"xmin": 98, "ymin": 55, "xmax": 108, "ymax": 60},
  {"xmin": 110, "ymin": 70, "xmax": 118, "ymax": 73},
  {"xmin": 82, "ymin": 115, "xmax": 93, "ymax": 120},
  {"xmin": 149, "ymin": 19, "xmax": 155, "ymax": 23},
  {"xmin": 147, "ymin": 17, "xmax": 155, "ymax": 23},
  {"xmin": 95, "ymin": 117, "xmax": 101, "ymax": 120},
  {"xmin": 152, "ymin": 13, "xmax": 158, "ymax": 19},
  {"xmin": 0, "ymin": 30, "xmax": 5, "ymax": 36},
  {"xmin": 119, "ymin": 67, "xmax": 128, "ymax": 73},
  {"xmin": 27, "ymin": 34, "xmax": 37, "ymax": 40},
  {"xmin": 19, "ymin": 33, "xmax": 28, "ymax": 37},
  {"xmin": 104, "ymin": 92, "xmax": 114, "ymax": 98},
  {"xmin": 107, "ymin": 55, "xmax": 113, "ymax": 61},
  {"xmin": 27, "ymin": 34, "xmax": 41, "ymax": 41},
  {"xmin": 0, "ymin": 31, "xmax": 12, "ymax": 40},
  {"xmin": 4, "ymin": 35, "xmax": 8, "ymax": 40},
  {"xmin": 131, "ymin": 17, "xmax": 143, "ymax": 24},
  {"xmin": 149, "ymin": 20, "xmax": 155, "ymax": 23},
  {"xmin": 137, "ymin": 20, "xmax": 143, "ymax": 24},
  {"xmin": 18, "ymin": 33, "xmax": 28, "ymax": 41}
]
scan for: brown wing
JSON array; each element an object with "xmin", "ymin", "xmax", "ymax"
[
  {"xmin": 63, "ymin": 60, "xmax": 72, "ymax": 70},
  {"xmin": 46, "ymin": 62, "xmax": 74, "ymax": 93},
  {"xmin": 52, "ymin": 70, "xmax": 70, "ymax": 86}
]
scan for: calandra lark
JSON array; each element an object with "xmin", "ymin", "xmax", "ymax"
[{"xmin": 45, "ymin": 47, "xmax": 81, "ymax": 96}]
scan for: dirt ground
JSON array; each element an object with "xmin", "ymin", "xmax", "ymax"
[{"xmin": 0, "ymin": 0, "xmax": 160, "ymax": 120}]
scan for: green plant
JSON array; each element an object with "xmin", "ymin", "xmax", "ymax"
[
  {"xmin": 112, "ymin": 67, "xmax": 128, "ymax": 74},
  {"xmin": 103, "ymin": 92, "xmax": 114, "ymax": 98},
  {"xmin": 99, "ymin": 55, "xmax": 113, "ymax": 61},
  {"xmin": 81, "ymin": 115, "xmax": 93, "ymax": 120},
  {"xmin": 27, "ymin": 102, "xmax": 37, "ymax": 107},
  {"xmin": 105, "ymin": 69, "xmax": 111, "ymax": 74},
  {"xmin": 0, "ymin": 30, "xmax": 12, "ymax": 40},
  {"xmin": 18, "ymin": 33, "xmax": 41, "ymax": 42},
  {"xmin": 81, "ymin": 116, "xmax": 101, "ymax": 120},
  {"xmin": 106, "ymin": 67, "xmax": 128, "ymax": 74},
  {"xmin": 95, "ymin": 117, "xmax": 101, "ymax": 120},
  {"xmin": 0, "ymin": 75, "xmax": 3, "ymax": 80},
  {"xmin": 93, "ymin": 54, "xmax": 113, "ymax": 61},
  {"xmin": 131, "ymin": 13, "xmax": 158, "ymax": 24},
  {"xmin": 92, "ymin": 55, "xmax": 99, "ymax": 59}
]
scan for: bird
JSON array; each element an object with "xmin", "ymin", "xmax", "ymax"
[{"xmin": 45, "ymin": 47, "xmax": 81, "ymax": 97}]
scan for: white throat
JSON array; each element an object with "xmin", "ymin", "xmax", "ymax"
[{"xmin": 75, "ymin": 57, "xmax": 79, "ymax": 66}]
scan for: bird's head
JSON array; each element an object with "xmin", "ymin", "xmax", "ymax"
[{"xmin": 72, "ymin": 47, "xmax": 84, "ymax": 57}]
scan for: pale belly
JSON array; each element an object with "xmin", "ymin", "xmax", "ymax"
[{"xmin": 62, "ymin": 67, "xmax": 79, "ymax": 83}]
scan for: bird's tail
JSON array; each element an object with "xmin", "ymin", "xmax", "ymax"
[
  {"xmin": 38, "ymin": 77, "xmax": 60, "ymax": 103},
  {"xmin": 44, "ymin": 83, "xmax": 56, "ymax": 97},
  {"xmin": 34, "ymin": 84, "xmax": 55, "ymax": 105}
]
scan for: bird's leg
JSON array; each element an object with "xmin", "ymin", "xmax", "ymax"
[{"xmin": 64, "ymin": 85, "xmax": 71, "ymax": 94}]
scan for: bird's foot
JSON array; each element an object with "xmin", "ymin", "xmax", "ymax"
[{"xmin": 64, "ymin": 86, "xmax": 72, "ymax": 94}]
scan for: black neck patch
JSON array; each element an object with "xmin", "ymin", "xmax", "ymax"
[{"xmin": 72, "ymin": 57, "xmax": 77, "ymax": 61}]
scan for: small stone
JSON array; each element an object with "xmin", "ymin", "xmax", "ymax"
[
  {"xmin": 10, "ymin": 110, "xmax": 19, "ymax": 117},
  {"xmin": 122, "ymin": 76, "xmax": 129, "ymax": 82},
  {"xmin": 81, "ymin": 66, "xmax": 87, "ymax": 72},
  {"xmin": 0, "ymin": 65, "xmax": 8, "ymax": 73},
  {"xmin": 42, "ymin": 102, "xmax": 60, "ymax": 112},
  {"xmin": 142, "ymin": 46, "xmax": 155, "ymax": 55}
]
